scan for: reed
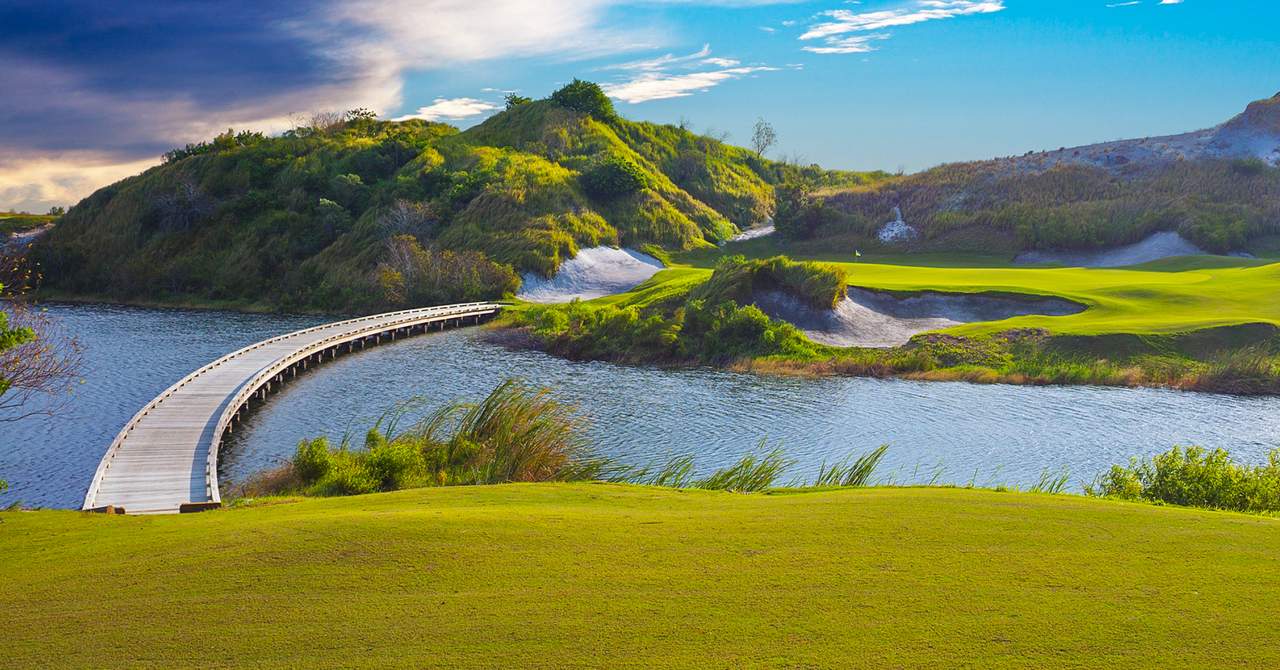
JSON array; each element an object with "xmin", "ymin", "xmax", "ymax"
[{"xmin": 815, "ymin": 445, "xmax": 889, "ymax": 487}]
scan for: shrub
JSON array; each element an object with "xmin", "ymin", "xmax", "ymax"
[
  {"xmin": 278, "ymin": 379, "xmax": 603, "ymax": 496},
  {"xmin": 580, "ymin": 155, "xmax": 648, "ymax": 199},
  {"xmin": 1088, "ymin": 446, "xmax": 1280, "ymax": 513},
  {"xmin": 549, "ymin": 79, "xmax": 617, "ymax": 120},
  {"xmin": 293, "ymin": 437, "xmax": 334, "ymax": 483}
]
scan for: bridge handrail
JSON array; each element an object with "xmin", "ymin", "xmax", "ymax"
[
  {"xmin": 82, "ymin": 302, "xmax": 499, "ymax": 510},
  {"xmin": 204, "ymin": 303, "xmax": 501, "ymax": 504}
]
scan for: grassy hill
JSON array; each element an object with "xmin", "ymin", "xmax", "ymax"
[
  {"xmin": 31, "ymin": 82, "xmax": 881, "ymax": 313},
  {"xmin": 2, "ymin": 484, "xmax": 1278, "ymax": 668},
  {"xmin": 774, "ymin": 94, "xmax": 1280, "ymax": 257}
]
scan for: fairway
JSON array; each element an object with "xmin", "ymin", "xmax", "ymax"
[
  {"xmin": 3, "ymin": 485, "xmax": 1279, "ymax": 668},
  {"xmin": 649, "ymin": 254, "xmax": 1280, "ymax": 339}
]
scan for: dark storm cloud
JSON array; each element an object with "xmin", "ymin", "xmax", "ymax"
[{"xmin": 0, "ymin": 0, "xmax": 348, "ymax": 157}]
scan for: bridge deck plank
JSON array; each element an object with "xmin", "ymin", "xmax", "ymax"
[{"xmin": 83, "ymin": 303, "xmax": 500, "ymax": 514}]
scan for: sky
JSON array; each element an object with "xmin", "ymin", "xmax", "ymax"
[{"xmin": 1, "ymin": 0, "xmax": 1277, "ymax": 212}]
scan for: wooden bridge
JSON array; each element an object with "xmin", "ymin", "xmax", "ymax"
[{"xmin": 82, "ymin": 302, "xmax": 503, "ymax": 514}]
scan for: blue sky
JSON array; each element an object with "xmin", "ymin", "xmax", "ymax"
[{"xmin": 2, "ymin": 0, "xmax": 1277, "ymax": 212}]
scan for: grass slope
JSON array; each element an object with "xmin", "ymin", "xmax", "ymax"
[
  {"xmin": 573, "ymin": 253, "xmax": 1280, "ymax": 339},
  {"xmin": 2, "ymin": 484, "xmax": 1278, "ymax": 668}
]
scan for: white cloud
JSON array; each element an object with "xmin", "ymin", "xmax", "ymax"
[
  {"xmin": 0, "ymin": 153, "xmax": 162, "ymax": 214},
  {"xmin": 394, "ymin": 97, "xmax": 501, "ymax": 121},
  {"xmin": 702, "ymin": 56, "xmax": 741, "ymax": 67},
  {"xmin": 1106, "ymin": 1, "xmax": 1141, "ymax": 7},
  {"xmin": 603, "ymin": 66, "xmax": 779, "ymax": 103},
  {"xmin": 801, "ymin": 0, "xmax": 1005, "ymax": 54},
  {"xmin": 1159, "ymin": 0, "xmax": 1184, "ymax": 4},
  {"xmin": 803, "ymin": 33, "xmax": 890, "ymax": 54},
  {"xmin": 610, "ymin": 44, "xmax": 713, "ymax": 72}
]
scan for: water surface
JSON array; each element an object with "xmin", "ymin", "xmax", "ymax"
[{"xmin": 3, "ymin": 303, "xmax": 1278, "ymax": 508}]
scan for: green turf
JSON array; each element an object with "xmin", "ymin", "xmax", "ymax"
[
  {"xmin": 2, "ymin": 484, "xmax": 1278, "ymax": 668},
  {"xmin": 660, "ymin": 249, "xmax": 1280, "ymax": 340}
]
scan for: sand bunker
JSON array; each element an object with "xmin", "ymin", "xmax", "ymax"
[
  {"xmin": 755, "ymin": 288, "xmax": 1084, "ymax": 348},
  {"xmin": 727, "ymin": 223, "xmax": 775, "ymax": 243},
  {"xmin": 1014, "ymin": 231, "xmax": 1211, "ymax": 268},
  {"xmin": 518, "ymin": 246, "xmax": 664, "ymax": 303}
]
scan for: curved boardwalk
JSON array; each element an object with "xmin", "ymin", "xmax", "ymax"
[{"xmin": 83, "ymin": 302, "xmax": 503, "ymax": 514}]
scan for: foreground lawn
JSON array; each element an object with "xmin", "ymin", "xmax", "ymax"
[{"xmin": 3, "ymin": 485, "xmax": 1279, "ymax": 668}]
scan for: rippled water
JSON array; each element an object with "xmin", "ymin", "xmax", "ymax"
[{"xmin": 4, "ymin": 303, "xmax": 1279, "ymax": 509}]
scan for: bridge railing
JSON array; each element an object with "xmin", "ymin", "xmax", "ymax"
[
  {"xmin": 82, "ymin": 302, "xmax": 501, "ymax": 510},
  {"xmin": 205, "ymin": 303, "xmax": 501, "ymax": 504}
]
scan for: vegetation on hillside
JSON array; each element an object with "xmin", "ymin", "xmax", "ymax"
[
  {"xmin": 33, "ymin": 81, "xmax": 880, "ymax": 312},
  {"xmin": 509, "ymin": 256, "xmax": 843, "ymax": 364},
  {"xmin": 777, "ymin": 157, "xmax": 1280, "ymax": 256}
]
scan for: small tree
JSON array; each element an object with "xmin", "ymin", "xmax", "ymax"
[
  {"xmin": 504, "ymin": 93, "xmax": 533, "ymax": 110},
  {"xmin": 751, "ymin": 118, "xmax": 777, "ymax": 158},
  {"xmin": 0, "ymin": 255, "xmax": 82, "ymax": 421},
  {"xmin": 550, "ymin": 79, "xmax": 616, "ymax": 120}
]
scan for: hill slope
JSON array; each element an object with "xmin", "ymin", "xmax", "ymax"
[
  {"xmin": 3, "ymin": 484, "xmax": 1279, "ymax": 668},
  {"xmin": 32, "ymin": 83, "xmax": 879, "ymax": 312},
  {"xmin": 776, "ymin": 93, "xmax": 1280, "ymax": 258}
]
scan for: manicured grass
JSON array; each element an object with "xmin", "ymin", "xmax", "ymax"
[
  {"xmin": 2, "ymin": 484, "xmax": 1278, "ymax": 668},
  {"xmin": 669, "ymin": 249, "xmax": 1280, "ymax": 339}
]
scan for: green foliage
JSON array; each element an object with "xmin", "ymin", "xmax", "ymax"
[
  {"xmin": 694, "ymin": 444, "xmax": 793, "ymax": 492},
  {"xmin": 35, "ymin": 85, "xmax": 881, "ymax": 313},
  {"xmin": 281, "ymin": 379, "xmax": 602, "ymax": 496},
  {"xmin": 163, "ymin": 128, "xmax": 266, "ymax": 164},
  {"xmin": 376, "ymin": 235, "xmax": 518, "ymax": 308},
  {"xmin": 693, "ymin": 254, "xmax": 847, "ymax": 309},
  {"xmin": 796, "ymin": 159, "xmax": 1280, "ymax": 255},
  {"xmin": 1088, "ymin": 446, "xmax": 1280, "ymax": 514},
  {"xmin": 580, "ymin": 154, "xmax": 648, "ymax": 199},
  {"xmin": 504, "ymin": 93, "xmax": 532, "ymax": 109},
  {"xmin": 512, "ymin": 255, "xmax": 842, "ymax": 366},
  {"xmin": 815, "ymin": 445, "xmax": 889, "ymax": 487},
  {"xmin": 549, "ymin": 79, "xmax": 616, "ymax": 120},
  {"xmin": 0, "ymin": 293, "xmax": 36, "ymax": 398}
]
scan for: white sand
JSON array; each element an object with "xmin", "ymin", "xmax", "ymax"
[
  {"xmin": 754, "ymin": 288, "xmax": 1083, "ymax": 348},
  {"xmin": 517, "ymin": 247, "xmax": 664, "ymax": 303},
  {"xmin": 877, "ymin": 206, "xmax": 918, "ymax": 244},
  {"xmin": 727, "ymin": 223, "xmax": 775, "ymax": 243},
  {"xmin": 1014, "ymin": 231, "xmax": 1206, "ymax": 268}
]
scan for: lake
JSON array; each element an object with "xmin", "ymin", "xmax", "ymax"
[{"xmin": 3, "ymin": 303, "xmax": 1278, "ymax": 509}]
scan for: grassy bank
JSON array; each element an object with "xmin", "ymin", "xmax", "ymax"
[
  {"xmin": 2, "ymin": 485, "xmax": 1278, "ymax": 668},
  {"xmin": 505, "ymin": 251, "xmax": 1280, "ymax": 393}
]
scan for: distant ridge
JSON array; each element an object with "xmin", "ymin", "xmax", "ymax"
[{"xmin": 999, "ymin": 92, "xmax": 1280, "ymax": 175}]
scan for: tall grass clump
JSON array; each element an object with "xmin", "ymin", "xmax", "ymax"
[
  {"xmin": 259, "ymin": 379, "xmax": 604, "ymax": 497},
  {"xmin": 815, "ymin": 445, "xmax": 889, "ymax": 487},
  {"xmin": 693, "ymin": 442, "xmax": 793, "ymax": 492},
  {"xmin": 1088, "ymin": 446, "xmax": 1280, "ymax": 514}
]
